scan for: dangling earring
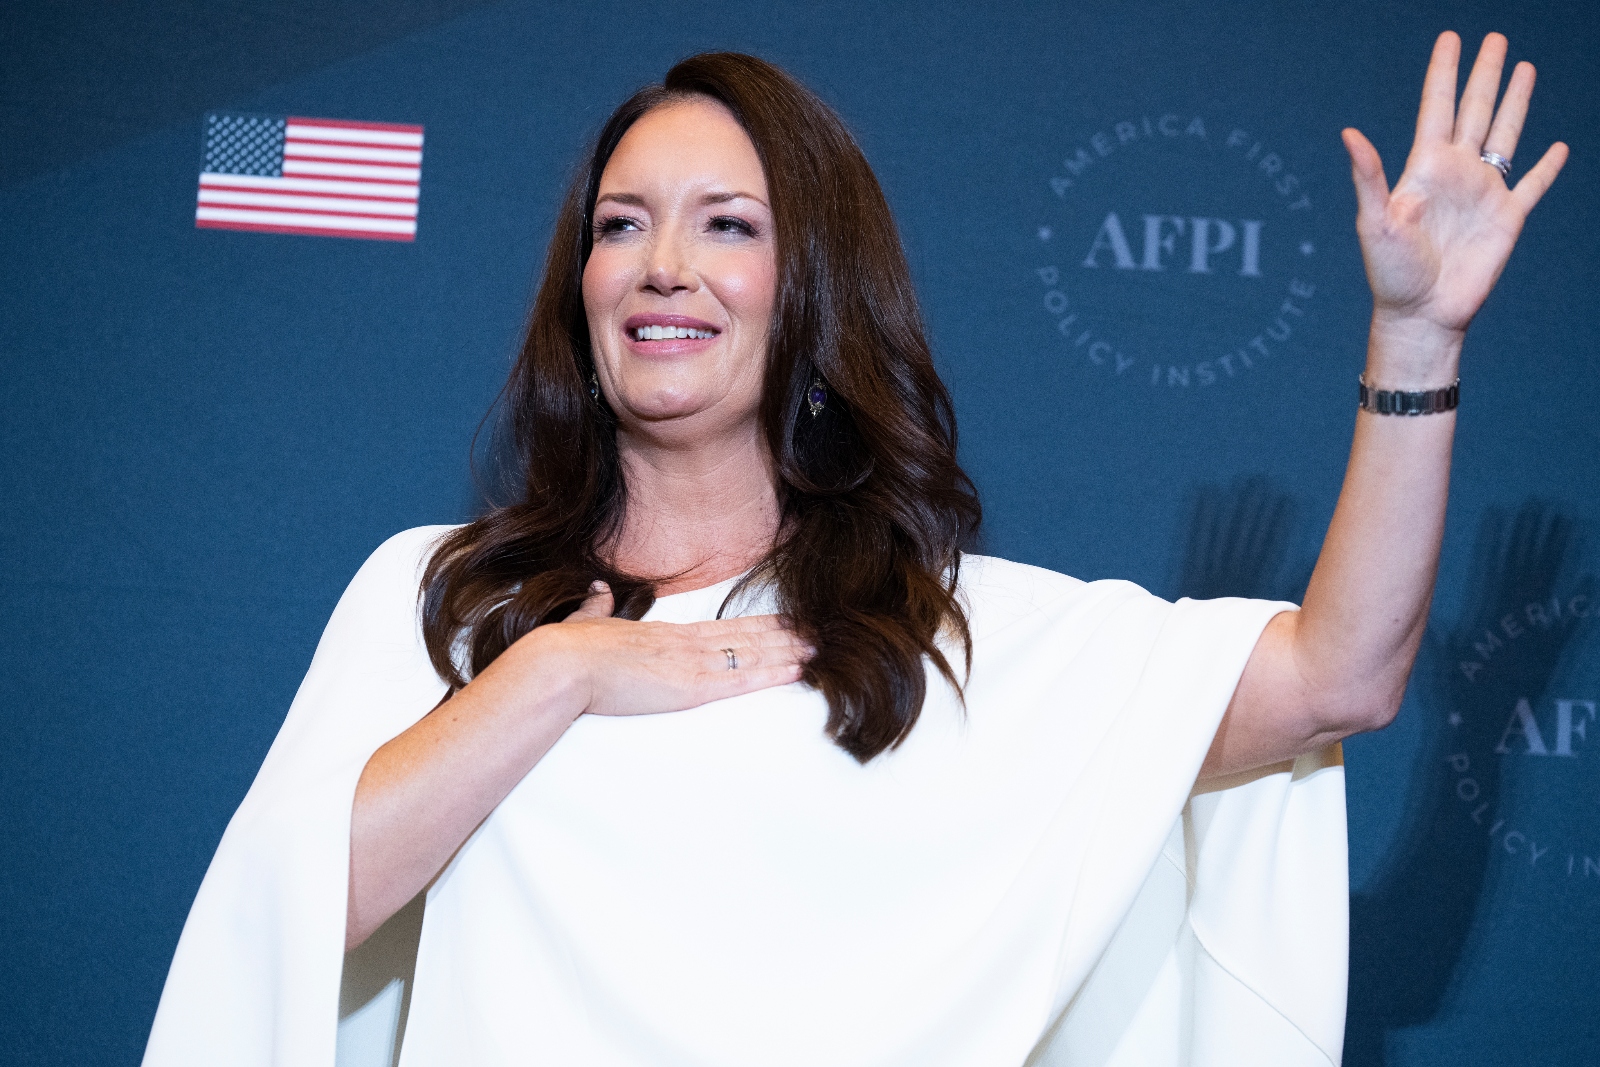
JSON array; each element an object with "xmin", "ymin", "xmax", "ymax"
[
  {"xmin": 806, "ymin": 378, "xmax": 827, "ymax": 417},
  {"xmin": 588, "ymin": 370, "xmax": 600, "ymax": 401}
]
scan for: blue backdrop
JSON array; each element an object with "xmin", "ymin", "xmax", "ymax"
[{"xmin": 3, "ymin": 1, "xmax": 1597, "ymax": 1063}]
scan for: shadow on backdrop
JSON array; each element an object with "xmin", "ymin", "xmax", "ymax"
[
  {"xmin": 1344, "ymin": 502, "xmax": 1590, "ymax": 1065},
  {"xmin": 1169, "ymin": 475, "xmax": 1310, "ymax": 604}
]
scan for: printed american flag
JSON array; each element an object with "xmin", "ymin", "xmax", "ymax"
[{"xmin": 195, "ymin": 113, "xmax": 424, "ymax": 241}]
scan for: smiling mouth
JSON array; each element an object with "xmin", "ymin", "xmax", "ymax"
[{"xmin": 629, "ymin": 325, "xmax": 718, "ymax": 341}]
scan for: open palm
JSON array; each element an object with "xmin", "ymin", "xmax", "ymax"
[{"xmin": 1344, "ymin": 32, "xmax": 1568, "ymax": 335}]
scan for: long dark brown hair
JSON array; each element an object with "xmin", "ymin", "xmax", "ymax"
[{"xmin": 421, "ymin": 52, "xmax": 981, "ymax": 762}]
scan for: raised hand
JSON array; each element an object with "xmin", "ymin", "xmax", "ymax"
[
  {"xmin": 537, "ymin": 581, "xmax": 811, "ymax": 717},
  {"xmin": 1342, "ymin": 32, "xmax": 1568, "ymax": 345},
  {"xmin": 1211, "ymin": 33, "xmax": 1571, "ymax": 779}
]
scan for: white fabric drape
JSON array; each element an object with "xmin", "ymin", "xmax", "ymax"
[{"xmin": 144, "ymin": 526, "xmax": 1346, "ymax": 1067}]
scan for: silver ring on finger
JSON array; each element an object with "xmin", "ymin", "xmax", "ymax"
[
  {"xmin": 721, "ymin": 647, "xmax": 739, "ymax": 671},
  {"xmin": 1479, "ymin": 149, "xmax": 1512, "ymax": 179}
]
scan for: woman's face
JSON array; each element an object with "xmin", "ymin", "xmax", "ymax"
[{"xmin": 582, "ymin": 97, "xmax": 777, "ymax": 445}]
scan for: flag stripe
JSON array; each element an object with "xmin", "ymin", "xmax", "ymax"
[
  {"xmin": 199, "ymin": 173, "xmax": 418, "ymax": 198},
  {"xmin": 197, "ymin": 188, "xmax": 419, "ymax": 217},
  {"xmin": 196, "ymin": 206, "xmax": 417, "ymax": 233},
  {"xmin": 282, "ymin": 138, "xmax": 423, "ymax": 155},
  {"xmin": 283, "ymin": 142, "xmax": 423, "ymax": 164},
  {"xmin": 284, "ymin": 125, "xmax": 424, "ymax": 147},
  {"xmin": 283, "ymin": 127, "xmax": 424, "ymax": 147},
  {"xmin": 282, "ymin": 160, "xmax": 421, "ymax": 181},
  {"xmin": 197, "ymin": 219, "xmax": 415, "ymax": 241},
  {"xmin": 197, "ymin": 184, "xmax": 417, "ymax": 208},
  {"xmin": 287, "ymin": 116, "xmax": 423, "ymax": 135}
]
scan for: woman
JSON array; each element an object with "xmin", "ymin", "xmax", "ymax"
[{"xmin": 146, "ymin": 33, "xmax": 1565, "ymax": 1066}]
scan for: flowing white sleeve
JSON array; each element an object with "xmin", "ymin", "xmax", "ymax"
[
  {"xmin": 143, "ymin": 526, "xmax": 454, "ymax": 1067},
  {"xmin": 1032, "ymin": 595, "xmax": 1348, "ymax": 1067}
]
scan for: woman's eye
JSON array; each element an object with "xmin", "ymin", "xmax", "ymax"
[
  {"xmin": 709, "ymin": 215, "xmax": 757, "ymax": 237},
  {"xmin": 594, "ymin": 215, "xmax": 640, "ymax": 237}
]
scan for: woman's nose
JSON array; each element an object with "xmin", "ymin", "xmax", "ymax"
[{"xmin": 643, "ymin": 223, "xmax": 697, "ymax": 295}]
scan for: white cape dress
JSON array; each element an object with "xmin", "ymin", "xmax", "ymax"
[{"xmin": 143, "ymin": 526, "xmax": 1347, "ymax": 1066}]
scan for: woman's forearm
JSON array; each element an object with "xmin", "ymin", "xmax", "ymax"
[
  {"xmin": 1208, "ymin": 314, "xmax": 1462, "ymax": 777},
  {"xmin": 346, "ymin": 630, "xmax": 586, "ymax": 951},
  {"xmin": 1292, "ymin": 313, "xmax": 1463, "ymax": 730}
]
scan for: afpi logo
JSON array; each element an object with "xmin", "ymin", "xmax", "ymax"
[
  {"xmin": 1079, "ymin": 212, "xmax": 1264, "ymax": 277},
  {"xmin": 1442, "ymin": 587, "xmax": 1599, "ymax": 884},
  {"xmin": 1033, "ymin": 114, "xmax": 1325, "ymax": 389}
]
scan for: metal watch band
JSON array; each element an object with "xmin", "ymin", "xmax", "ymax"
[{"xmin": 1358, "ymin": 373, "xmax": 1460, "ymax": 416}]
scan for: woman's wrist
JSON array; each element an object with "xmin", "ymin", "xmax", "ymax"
[
  {"xmin": 1365, "ymin": 308, "xmax": 1465, "ymax": 389},
  {"xmin": 473, "ymin": 625, "xmax": 592, "ymax": 730}
]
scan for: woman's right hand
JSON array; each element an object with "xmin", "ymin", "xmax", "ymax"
[{"xmin": 524, "ymin": 581, "xmax": 812, "ymax": 719}]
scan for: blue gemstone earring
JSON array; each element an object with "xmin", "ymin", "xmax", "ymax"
[
  {"xmin": 589, "ymin": 370, "xmax": 600, "ymax": 400},
  {"xmin": 806, "ymin": 378, "xmax": 827, "ymax": 417}
]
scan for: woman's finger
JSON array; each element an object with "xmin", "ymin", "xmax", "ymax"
[
  {"xmin": 704, "ymin": 645, "xmax": 745, "ymax": 674},
  {"xmin": 694, "ymin": 662, "xmax": 806, "ymax": 704},
  {"xmin": 565, "ymin": 581, "xmax": 615, "ymax": 621},
  {"xmin": 1341, "ymin": 128, "xmax": 1390, "ymax": 223},
  {"xmin": 701, "ymin": 632, "xmax": 813, "ymax": 673},
  {"xmin": 1453, "ymin": 32, "xmax": 1507, "ymax": 148},
  {"xmin": 1483, "ymin": 61, "xmax": 1536, "ymax": 164},
  {"xmin": 1509, "ymin": 140, "xmax": 1571, "ymax": 217},
  {"xmin": 684, "ymin": 613, "xmax": 794, "ymax": 639},
  {"xmin": 736, "ymin": 626, "xmax": 815, "ymax": 650},
  {"xmin": 1415, "ymin": 31, "xmax": 1461, "ymax": 144}
]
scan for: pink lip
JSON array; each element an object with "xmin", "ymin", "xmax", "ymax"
[{"xmin": 621, "ymin": 313, "xmax": 722, "ymax": 357}]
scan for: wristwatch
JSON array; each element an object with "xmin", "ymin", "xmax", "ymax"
[{"xmin": 1358, "ymin": 373, "xmax": 1459, "ymax": 415}]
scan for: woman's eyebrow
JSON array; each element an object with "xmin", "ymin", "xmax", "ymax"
[
  {"xmin": 595, "ymin": 191, "xmax": 768, "ymax": 207},
  {"xmin": 702, "ymin": 190, "xmax": 769, "ymax": 208},
  {"xmin": 594, "ymin": 190, "xmax": 768, "ymax": 209},
  {"xmin": 595, "ymin": 192, "xmax": 647, "ymax": 208}
]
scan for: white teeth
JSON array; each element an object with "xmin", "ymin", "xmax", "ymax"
[{"xmin": 632, "ymin": 325, "xmax": 715, "ymax": 340}]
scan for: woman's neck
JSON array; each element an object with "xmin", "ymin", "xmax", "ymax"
[{"xmin": 609, "ymin": 420, "xmax": 780, "ymax": 596}]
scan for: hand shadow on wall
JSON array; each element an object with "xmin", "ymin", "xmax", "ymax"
[
  {"xmin": 1168, "ymin": 476, "xmax": 1311, "ymax": 604},
  {"xmin": 1343, "ymin": 502, "xmax": 1589, "ymax": 1066}
]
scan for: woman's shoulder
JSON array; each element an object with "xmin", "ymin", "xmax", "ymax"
[
  {"xmin": 356, "ymin": 524, "xmax": 463, "ymax": 582},
  {"xmin": 334, "ymin": 525, "xmax": 464, "ymax": 615},
  {"xmin": 958, "ymin": 552, "xmax": 1083, "ymax": 598},
  {"xmin": 956, "ymin": 553, "xmax": 1159, "ymax": 639}
]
